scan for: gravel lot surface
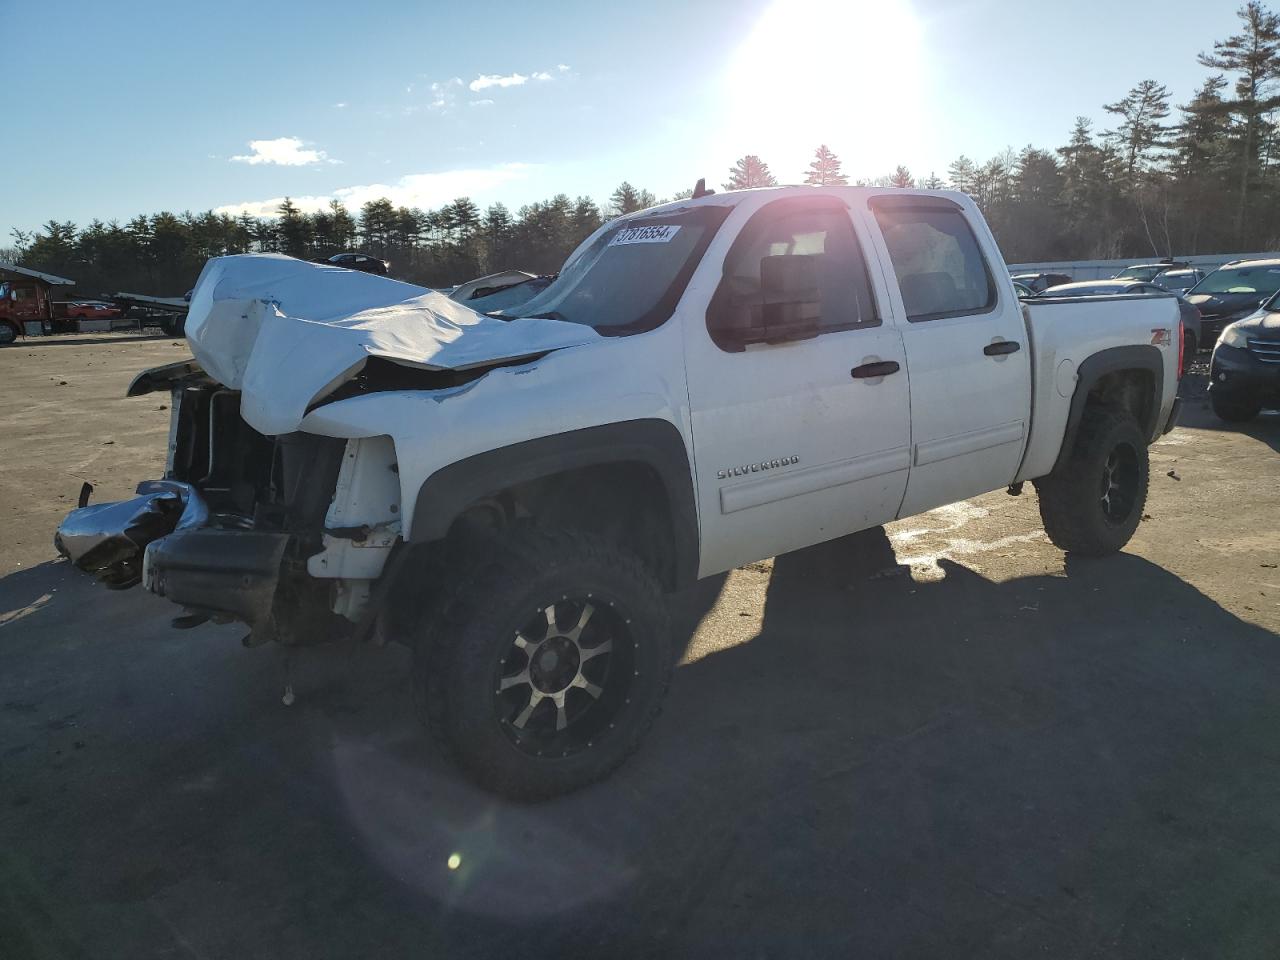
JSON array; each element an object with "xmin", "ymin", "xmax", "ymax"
[{"xmin": 2, "ymin": 337, "xmax": 1278, "ymax": 958}]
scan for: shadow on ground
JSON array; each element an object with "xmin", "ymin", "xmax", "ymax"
[{"xmin": 2, "ymin": 532, "xmax": 1279, "ymax": 959}]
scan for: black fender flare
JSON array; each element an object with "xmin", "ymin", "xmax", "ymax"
[
  {"xmin": 410, "ymin": 419, "xmax": 699, "ymax": 587},
  {"xmin": 1053, "ymin": 344, "xmax": 1164, "ymax": 473}
]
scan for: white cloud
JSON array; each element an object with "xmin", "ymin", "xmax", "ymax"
[
  {"xmin": 214, "ymin": 163, "xmax": 534, "ymax": 218},
  {"xmin": 557, "ymin": 64, "xmax": 570, "ymax": 72},
  {"xmin": 231, "ymin": 136, "xmax": 338, "ymax": 166},
  {"xmin": 469, "ymin": 72, "xmax": 528, "ymax": 92},
  {"xmin": 531, "ymin": 71, "xmax": 552, "ymax": 81},
  {"xmin": 333, "ymin": 102, "xmax": 347, "ymax": 109},
  {"xmin": 428, "ymin": 77, "xmax": 463, "ymax": 110},
  {"xmin": 469, "ymin": 99, "xmax": 495, "ymax": 108}
]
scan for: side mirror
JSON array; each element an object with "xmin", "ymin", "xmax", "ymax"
[{"xmin": 757, "ymin": 254, "xmax": 821, "ymax": 344}]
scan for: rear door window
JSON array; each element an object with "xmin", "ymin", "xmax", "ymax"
[{"xmin": 872, "ymin": 202, "xmax": 996, "ymax": 321}]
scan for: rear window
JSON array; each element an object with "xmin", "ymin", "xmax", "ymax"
[{"xmin": 872, "ymin": 203, "xmax": 995, "ymax": 321}]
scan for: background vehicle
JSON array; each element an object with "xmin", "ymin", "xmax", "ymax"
[
  {"xmin": 1012, "ymin": 279, "xmax": 1036, "ymax": 300},
  {"xmin": 1011, "ymin": 271, "xmax": 1072, "ymax": 293},
  {"xmin": 1114, "ymin": 260, "xmax": 1191, "ymax": 282},
  {"xmin": 0, "ymin": 263, "xmax": 80, "ymax": 341},
  {"xmin": 58, "ymin": 187, "xmax": 1182, "ymax": 799},
  {"xmin": 1208, "ymin": 294, "xmax": 1280, "ymax": 422},
  {"xmin": 1186, "ymin": 258, "xmax": 1280, "ymax": 349},
  {"xmin": 61, "ymin": 300, "xmax": 123, "ymax": 321},
  {"xmin": 325, "ymin": 252, "xmax": 390, "ymax": 275},
  {"xmin": 1152, "ymin": 268, "xmax": 1204, "ymax": 293},
  {"xmin": 1040, "ymin": 279, "xmax": 1202, "ymax": 355}
]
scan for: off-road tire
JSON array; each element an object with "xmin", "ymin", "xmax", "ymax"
[
  {"xmin": 412, "ymin": 524, "xmax": 673, "ymax": 801},
  {"xmin": 1036, "ymin": 409, "xmax": 1149, "ymax": 557},
  {"xmin": 1210, "ymin": 391, "xmax": 1260, "ymax": 423}
]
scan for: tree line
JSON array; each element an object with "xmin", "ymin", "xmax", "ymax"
[{"xmin": 8, "ymin": 2, "xmax": 1280, "ymax": 295}]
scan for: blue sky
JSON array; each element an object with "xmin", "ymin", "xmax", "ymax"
[{"xmin": 3, "ymin": 0, "xmax": 1245, "ymax": 239}]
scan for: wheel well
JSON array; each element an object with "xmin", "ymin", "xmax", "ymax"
[
  {"xmin": 1082, "ymin": 369, "xmax": 1155, "ymax": 434},
  {"xmin": 448, "ymin": 462, "xmax": 681, "ymax": 590}
]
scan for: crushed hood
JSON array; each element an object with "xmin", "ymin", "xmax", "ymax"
[{"xmin": 184, "ymin": 255, "xmax": 598, "ymax": 435}]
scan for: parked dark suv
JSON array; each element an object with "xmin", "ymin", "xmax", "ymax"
[
  {"xmin": 325, "ymin": 252, "xmax": 390, "ymax": 275},
  {"xmin": 1187, "ymin": 258, "xmax": 1280, "ymax": 349},
  {"xmin": 1208, "ymin": 292, "xmax": 1280, "ymax": 422}
]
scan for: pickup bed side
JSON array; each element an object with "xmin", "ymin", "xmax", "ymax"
[{"xmin": 1018, "ymin": 293, "xmax": 1180, "ymax": 482}]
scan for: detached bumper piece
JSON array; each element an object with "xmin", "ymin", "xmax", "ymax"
[
  {"xmin": 143, "ymin": 529, "xmax": 290, "ymax": 635},
  {"xmin": 54, "ymin": 480, "xmax": 208, "ymax": 588}
]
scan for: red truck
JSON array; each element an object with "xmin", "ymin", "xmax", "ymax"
[{"xmin": 0, "ymin": 263, "xmax": 122, "ymax": 343}]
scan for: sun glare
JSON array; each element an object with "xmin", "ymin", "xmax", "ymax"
[{"xmin": 722, "ymin": 0, "xmax": 926, "ymax": 178}]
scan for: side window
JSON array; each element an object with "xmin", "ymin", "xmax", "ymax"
[
  {"xmin": 710, "ymin": 202, "xmax": 879, "ymax": 348},
  {"xmin": 872, "ymin": 203, "xmax": 996, "ymax": 322}
]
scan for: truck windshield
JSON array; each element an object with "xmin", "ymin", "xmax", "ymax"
[
  {"xmin": 1192, "ymin": 264, "xmax": 1280, "ymax": 296},
  {"xmin": 503, "ymin": 205, "xmax": 730, "ymax": 333}
]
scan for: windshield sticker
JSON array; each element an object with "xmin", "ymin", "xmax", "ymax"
[{"xmin": 609, "ymin": 224, "xmax": 682, "ymax": 246}]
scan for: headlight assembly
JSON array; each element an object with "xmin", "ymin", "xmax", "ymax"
[{"xmin": 1219, "ymin": 324, "xmax": 1250, "ymax": 350}]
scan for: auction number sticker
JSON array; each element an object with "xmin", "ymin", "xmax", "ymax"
[{"xmin": 609, "ymin": 224, "xmax": 682, "ymax": 246}]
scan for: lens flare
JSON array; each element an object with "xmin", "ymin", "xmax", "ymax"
[{"xmin": 721, "ymin": 0, "xmax": 926, "ymax": 178}]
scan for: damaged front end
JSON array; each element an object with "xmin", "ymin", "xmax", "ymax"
[
  {"xmin": 57, "ymin": 357, "xmax": 399, "ymax": 647},
  {"xmin": 55, "ymin": 479, "xmax": 208, "ymax": 589},
  {"xmin": 55, "ymin": 254, "xmax": 596, "ymax": 647}
]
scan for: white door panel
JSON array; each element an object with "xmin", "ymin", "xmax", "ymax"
[
  {"xmin": 862, "ymin": 195, "xmax": 1033, "ymax": 519},
  {"xmin": 895, "ymin": 313, "xmax": 1030, "ymax": 516},
  {"xmin": 685, "ymin": 195, "xmax": 912, "ymax": 577},
  {"xmin": 690, "ymin": 324, "xmax": 911, "ymax": 576}
]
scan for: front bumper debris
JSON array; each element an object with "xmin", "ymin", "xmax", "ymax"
[
  {"xmin": 143, "ymin": 528, "xmax": 291, "ymax": 630},
  {"xmin": 54, "ymin": 480, "xmax": 209, "ymax": 588}
]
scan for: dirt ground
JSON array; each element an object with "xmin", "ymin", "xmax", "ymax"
[{"xmin": 2, "ymin": 335, "xmax": 1279, "ymax": 959}]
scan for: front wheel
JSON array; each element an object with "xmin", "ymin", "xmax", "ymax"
[
  {"xmin": 413, "ymin": 525, "xmax": 673, "ymax": 800},
  {"xmin": 1036, "ymin": 409, "xmax": 1149, "ymax": 557},
  {"xmin": 0, "ymin": 321, "xmax": 17, "ymax": 346},
  {"xmin": 1210, "ymin": 391, "xmax": 1260, "ymax": 423}
]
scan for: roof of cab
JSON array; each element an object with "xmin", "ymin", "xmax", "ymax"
[{"xmin": 635, "ymin": 184, "xmax": 973, "ymax": 218}]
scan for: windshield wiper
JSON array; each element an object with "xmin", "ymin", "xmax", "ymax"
[{"xmin": 525, "ymin": 310, "xmax": 568, "ymax": 322}]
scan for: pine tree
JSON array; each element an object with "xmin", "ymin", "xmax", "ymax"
[
  {"xmin": 329, "ymin": 200, "xmax": 357, "ymax": 250},
  {"xmin": 609, "ymin": 182, "xmax": 643, "ymax": 216},
  {"xmin": 1103, "ymin": 79, "xmax": 1174, "ymax": 176},
  {"xmin": 947, "ymin": 156, "xmax": 977, "ymax": 194},
  {"xmin": 1198, "ymin": 1, "xmax": 1280, "ymax": 242},
  {"xmin": 804, "ymin": 145, "xmax": 848, "ymax": 185},
  {"xmin": 922, "ymin": 172, "xmax": 944, "ymax": 190},
  {"xmin": 889, "ymin": 165, "xmax": 915, "ymax": 188},
  {"xmin": 724, "ymin": 155, "xmax": 778, "ymax": 190}
]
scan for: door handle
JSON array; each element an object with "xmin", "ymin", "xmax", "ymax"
[
  {"xmin": 851, "ymin": 360, "xmax": 901, "ymax": 379},
  {"xmin": 984, "ymin": 340, "xmax": 1021, "ymax": 356}
]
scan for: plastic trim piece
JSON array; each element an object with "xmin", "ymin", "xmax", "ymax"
[{"xmin": 411, "ymin": 419, "xmax": 699, "ymax": 588}]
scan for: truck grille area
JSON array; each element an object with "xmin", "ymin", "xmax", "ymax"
[
  {"xmin": 169, "ymin": 386, "xmax": 344, "ymax": 542},
  {"xmin": 1246, "ymin": 339, "xmax": 1280, "ymax": 364}
]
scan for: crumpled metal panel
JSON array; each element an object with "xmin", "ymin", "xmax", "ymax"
[{"xmin": 54, "ymin": 480, "xmax": 208, "ymax": 588}]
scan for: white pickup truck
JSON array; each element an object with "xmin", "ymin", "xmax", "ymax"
[{"xmin": 56, "ymin": 186, "xmax": 1183, "ymax": 799}]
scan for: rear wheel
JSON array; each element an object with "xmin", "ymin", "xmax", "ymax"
[
  {"xmin": 413, "ymin": 524, "xmax": 673, "ymax": 800},
  {"xmin": 1210, "ymin": 391, "xmax": 1260, "ymax": 423},
  {"xmin": 1036, "ymin": 409, "xmax": 1149, "ymax": 557},
  {"xmin": 0, "ymin": 321, "xmax": 17, "ymax": 346}
]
